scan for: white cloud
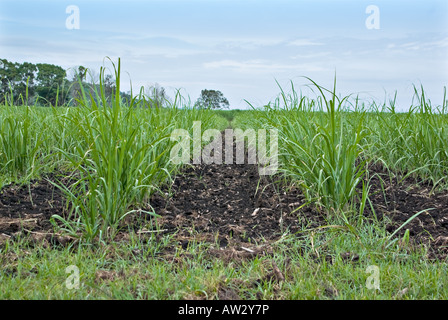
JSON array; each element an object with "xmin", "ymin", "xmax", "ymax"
[
  {"xmin": 290, "ymin": 52, "xmax": 331, "ymax": 59},
  {"xmin": 203, "ymin": 59, "xmax": 326, "ymax": 74},
  {"xmin": 287, "ymin": 39, "xmax": 324, "ymax": 47},
  {"xmin": 425, "ymin": 37, "xmax": 448, "ymax": 48}
]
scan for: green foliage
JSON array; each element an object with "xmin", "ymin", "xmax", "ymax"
[
  {"xmin": 362, "ymin": 85, "xmax": 448, "ymax": 191},
  {"xmin": 0, "ymin": 58, "xmax": 129, "ymax": 107},
  {"xmin": 195, "ymin": 89, "xmax": 230, "ymax": 110},
  {"xmin": 235, "ymin": 79, "xmax": 448, "ymax": 217},
  {"xmin": 34, "ymin": 63, "xmax": 68, "ymax": 106},
  {"xmin": 38, "ymin": 59, "xmax": 226, "ymax": 242},
  {"xmin": 212, "ymin": 109, "xmax": 248, "ymax": 124},
  {"xmin": 0, "ymin": 107, "xmax": 44, "ymax": 178},
  {"xmin": 241, "ymin": 77, "xmax": 369, "ymax": 217},
  {"xmin": 0, "ymin": 59, "xmax": 38, "ymax": 105}
]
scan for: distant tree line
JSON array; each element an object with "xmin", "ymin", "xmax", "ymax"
[
  {"xmin": 0, "ymin": 58, "xmax": 231, "ymax": 109},
  {"xmin": 0, "ymin": 58, "xmax": 130, "ymax": 106}
]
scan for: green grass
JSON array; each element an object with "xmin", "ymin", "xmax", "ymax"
[
  {"xmin": 1, "ymin": 225, "xmax": 447, "ymax": 299},
  {"xmin": 235, "ymin": 79, "xmax": 448, "ymax": 214},
  {"xmin": 212, "ymin": 109, "xmax": 251, "ymax": 125}
]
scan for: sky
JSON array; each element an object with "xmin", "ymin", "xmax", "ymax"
[{"xmin": 0, "ymin": 0, "xmax": 447, "ymax": 110}]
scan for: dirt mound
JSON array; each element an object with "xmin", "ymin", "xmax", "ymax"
[
  {"xmin": 362, "ymin": 166, "xmax": 448, "ymax": 259},
  {"xmin": 149, "ymin": 162, "xmax": 322, "ymax": 244},
  {"xmin": 1, "ymin": 154, "xmax": 448, "ymax": 259}
]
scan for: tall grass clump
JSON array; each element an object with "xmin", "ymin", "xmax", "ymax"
[
  {"xmin": 52, "ymin": 60, "xmax": 167, "ymax": 241},
  {"xmin": 365, "ymin": 85, "xmax": 448, "ymax": 191},
  {"xmin": 0, "ymin": 84, "xmax": 81, "ymax": 182},
  {"xmin": 244, "ymin": 77, "xmax": 369, "ymax": 218},
  {"xmin": 50, "ymin": 58, "xmax": 227, "ymax": 242},
  {"xmin": 0, "ymin": 106, "xmax": 45, "ymax": 180}
]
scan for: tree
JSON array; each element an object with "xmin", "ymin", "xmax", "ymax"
[
  {"xmin": 35, "ymin": 63, "xmax": 68, "ymax": 106},
  {"xmin": 36, "ymin": 63, "xmax": 66, "ymax": 88},
  {"xmin": 0, "ymin": 59, "xmax": 133, "ymax": 107},
  {"xmin": 69, "ymin": 66, "xmax": 87, "ymax": 105},
  {"xmin": 146, "ymin": 83, "xmax": 170, "ymax": 108},
  {"xmin": 77, "ymin": 66, "xmax": 87, "ymax": 82},
  {"xmin": 0, "ymin": 59, "xmax": 38, "ymax": 105},
  {"xmin": 195, "ymin": 89, "xmax": 229, "ymax": 109},
  {"xmin": 0, "ymin": 59, "xmax": 19, "ymax": 103},
  {"xmin": 16, "ymin": 62, "xmax": 37, "ymax": 104},
  {"xmin": 103, "ymin": 74, "xmax": 116, "ymax": 100}
]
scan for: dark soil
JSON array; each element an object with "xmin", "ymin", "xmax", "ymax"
[
  {"xmin": 1, "ymin": 140, "xmax": 448, "ymax": 259},
  {"xmin": 361, "ymin": 165, "xmax": 448, "ymax": 259},
  {"xmin": 0, "ymin": 174, "xmax": 76, "ymax": 247}
]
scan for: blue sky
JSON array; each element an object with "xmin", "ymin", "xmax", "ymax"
[{"xmin": 0, "ymin": 0, "xmax": 447, "ymax": 109}]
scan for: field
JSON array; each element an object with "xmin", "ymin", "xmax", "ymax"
[{"xmin": 1, "ymin": 66, "xmax": 448, "ymax": 300}]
